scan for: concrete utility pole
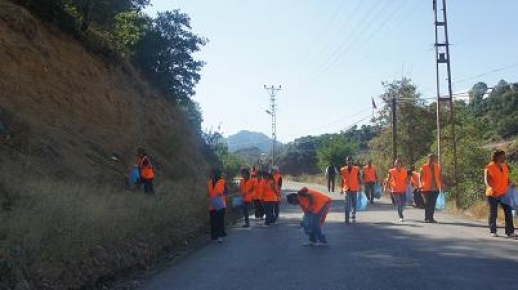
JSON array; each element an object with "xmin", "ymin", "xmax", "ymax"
[
  {"xmin": 264, "ymin": 85, "xmax": 281, "ymax": 168},
  {"xmin": 434, "ymin": 0, "xmax": 459, "ymax": 206}
]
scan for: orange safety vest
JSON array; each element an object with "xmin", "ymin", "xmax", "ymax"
[
  {"xmin": 240, "ymin": 178, "xmax": 255, "ymax": 202},
  {"xmin": 138, "ymin": 155, "xmax": 154, "ymax": 179},
  {"xmin": 262, "ymin": 179, "xmax": 278, "ymax": 202},
  {"xmin": 253, "ymin": 178, "xmax": 264, "ymax": 200},
  {"xmin": 300, "ymin": 189, "xmax": 331, "ymax": 214},
  {"xmin": 207, "ymin": 179, "xmax": 226, "ymax": 210},
  {"xmin": 388, "ymin": 168, "xmax": 407, "ymax": 194},
  {"xmin": 362, "ymin": 165, "xmax": 377, "ymax": 183},
  {"xmin": 411, "ymin": 172, "xmax": 420, "ymax": 188},
  {"xmin": 341, "ymin": 166, "xmax": 361, "ymax": 192},
  {"xmin": 420, "ymin": 163, "xmax": 441, "ymax": 192},
  {"xmin": 485, "ymin": 162, "xmax": 509, "ymax": 197}
]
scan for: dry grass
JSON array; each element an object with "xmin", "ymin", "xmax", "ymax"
[
  {"xmin": 285, "ymin": 174, "xmax": 327, "ymax": 186},
  {"xmin": 0, "ymin": 177, "xmax": 207, "ymax": 289},
  {"xmin": 463, "ymin": 200, "xmax": 518, "ymax": 225}
]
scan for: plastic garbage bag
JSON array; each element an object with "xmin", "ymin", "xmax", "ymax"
[
  {"xmin": 435, "ymin": 192, "xmax": 447, "ymax": 210},
  {"xmin": 406, "ymin": 184, "xmax": 414, "ymax": 202},
  {"xmin": 233, "ymin": 195, "xmax": 243, "ymax": 207},
  {"xmin": 128, "ymin": 166, "xmax": 140, "ymax": 186},
  {"xmin": 357, "ymin": 192, "xmax": 368, "ymax": 211},
  {"xmin": 374, "ymin": 183, "xmax": 382, "ymax": 199},
  {"xmin": 209, "ymin": 196, "xmax": 225, "ymax": 210},
  {"xmin": 501, "ymin": 186, "xmax": 518, "ymax": 209}
]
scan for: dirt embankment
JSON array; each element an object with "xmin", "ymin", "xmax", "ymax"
[{"xmin": 0, "ymin": 2, "xmax": 209, "ymax": 289}]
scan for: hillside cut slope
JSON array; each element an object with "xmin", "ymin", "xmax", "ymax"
[{"xmin": 0, "ymin": 2, "xmax": 208, "ymax": 289}]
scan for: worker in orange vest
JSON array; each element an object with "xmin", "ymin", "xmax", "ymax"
[
  {"xmin": 340, "ymin": 156, "xmax": 362, "ymax": 224},
  {"xmin": 362, "ymin": 160, "xmax": 378, "ymax": 204},
  {"xmin": 137, "ymin": 148, "xmax": 154, "ymax": 195},
  {"xmin": 253, "ymin": 171, "xmax": 265, "ymax": 220},
  {"xmin": 273, "ymin": 167, "xmax": 283, "ymax": 222},
  {"xmin": 419, "ymin": 154, "xmax": 442, "ymax": 222},
  {"xmin": 239, "ymin": 168, "xmax": 255, "ymax": 228},
  {"xmin": 262, "ymin": 172, "xmax": 279, "ymax": 226},
  {"xmin": 484, "ymin": 150, "xmax": 515, "ymax": 237},
  {"xmin": 387, "ymin": 159, "xmax": 409, "ymax": 222},
  {"xmin": 287, "ymin": 187, "xmax": 331, "ymax": 246},
  {"xmin": 207, "ymin": 169, "xmax": 227, "ymax": 243}
]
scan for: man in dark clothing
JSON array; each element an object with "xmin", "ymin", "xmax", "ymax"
[{"xmin": 325, "ymin": 163, "xmax": 338, "ymax": 192}]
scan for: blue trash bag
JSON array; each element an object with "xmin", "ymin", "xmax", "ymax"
[
  {"xmin": 233, "ymin": 195, "xmax": 243, "ymax": 207},
  {"xmin": 435, "ymin": 192, "xmax": 447, "ymax": 210},
  {"xmin": 128, "ymin": 166, "xmax": 140, "ymax": 186},
  {"xmin": 374, "ymin": 183, "xmax": 382, "ymax": 199},
  {"xmin": 501, "ymin": 186, "xmax": 518, "ymax": 209},
  {"xmin": 357, "ymin": 192, "xmax": 368, "ymax": 211},
  {"xmin": 209, "ymin": 196, "xmax": 225, "ymax": 210},
  {"xmin": 406, "ymin": 184, "xmax": 414, "ymax": 202}
]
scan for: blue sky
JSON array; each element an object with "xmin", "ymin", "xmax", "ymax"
[{"xmin": 146, "ymin": 0, "xmax": 518, "ymax": 143}]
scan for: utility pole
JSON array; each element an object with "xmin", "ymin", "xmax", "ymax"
[
  {"xmin": 392, "ymin": 96, "xmax": 397, "ymax": 162},
  {"xmin": 264, "ymin": 85, "xmax": 281, "ymax": 169},
  {"xmin": 434, "ymin": 0, "xmax": 459, "ymax": 206}
]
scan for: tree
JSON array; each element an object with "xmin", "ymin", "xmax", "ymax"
[
  {"xmin": 468, "ymin": 82, "xmax": 488, "ymax": 106},
  {"xmin": 431, "ymin": 101, "xmax": 489, "ymax": 208},
  {"xmin": 316, "ymin": 134, "xmax": 358, "ymax": 170},
  {"xmin": 133, "ymin": 10, "xmax": 207, "ymax": 102},
  {"xmin": 375, "ymin": 78, "xmax": 436, "ymax": 166}
]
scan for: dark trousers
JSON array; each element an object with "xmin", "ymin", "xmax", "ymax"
[
  {"xmin": 364, "ymin": 182, "xmax": 375, "ymax": 202},
  {"xmin": 209, "ymin": 209, "xmax": 225, "ymax": 240},
  {"xmin": 327, "ymin": 177, "xmax": 336, "ymax": 192},
  {"xmin": 253, "ymin": 199, "xmax": 264, "ymax": 218},
  {"xmin": 242, "ymin": 202, "xmax": 250, "ymax": 226},
  {"xmin": 392, "ymin": 193, "xmax": 406, "ymax": 219},
  {"xmin": 141, "ymin": 178, "xmax": 154, "ymax": 195},
  {"xmin": 487, "ymin": 196, "xmax": 514, "ymax": 234},
  {"xmin": 308, "ymin": 205, "xmax": 329, "ymax": 243},
  {"xmin": 423, "ymin": 191, "xmax": 439, "ymax": 221},
  {"xmin": 263, "ymin": 201, "xmax": 276, "ymax": 225},
  {"xmin": 273, "ymin": 201, "xmax": 280, "ymax": 221}
]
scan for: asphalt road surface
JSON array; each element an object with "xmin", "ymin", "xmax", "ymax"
[{"xmin": 140, "ymin": 181, "xmax": 518, "ymax": 290}]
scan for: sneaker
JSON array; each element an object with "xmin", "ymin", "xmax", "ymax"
[
  {"xmin": 424, "ymin": 219, "xmax": 431, "ymax": 223},
  {"xmin": 430, "ymin": 219, "xmax": 438, "ymax": 223},
  {"xmin": 399, "ymin": 218, "xmax": 404, "ymax": 222},
  {"xmin": 217, "ymin": 237, "xmax": 224, "ymax": 243},
  {"xmin": 490, "ymin": 233, "xmax": 498, "ymax": 237},
  {"xmin": 506, "ymin": 233, "xmax": 516, "ymax": 238},
  {"xmin": 303, "ymin": 241, "xmax": 315, "ymax": 246}
]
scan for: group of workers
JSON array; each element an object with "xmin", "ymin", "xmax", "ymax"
[
  {"xmin": 207, "ymin": 166, "xmax": 283, "ymax": 243},
  {"xmin": 330, "ymin": 154, "xmax": 443, "ymax": 224},
  {"xmin": 207, "ymin": 149, "xmax": 515, "ymax": 244}
]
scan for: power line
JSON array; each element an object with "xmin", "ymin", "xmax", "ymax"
[
  {"xmin": 306, "ymin": 0, "xmax": 389, "ymax": 80},
  {"xmin": 283, "ymin": 109, "xmax": 373, "ymax": 141},
  {"xmin": 295, "ymin": 0, "xmax": 349, "ymax": 64}
]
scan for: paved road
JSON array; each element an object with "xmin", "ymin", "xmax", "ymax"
[{"xmin": 140, "ymin": 181, "xmax": 518, "ymax": 290}]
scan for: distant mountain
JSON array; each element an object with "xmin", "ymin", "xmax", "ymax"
[{"xmin": 225, "ymin": 130, "xmax": 282, "ymax": 153}]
